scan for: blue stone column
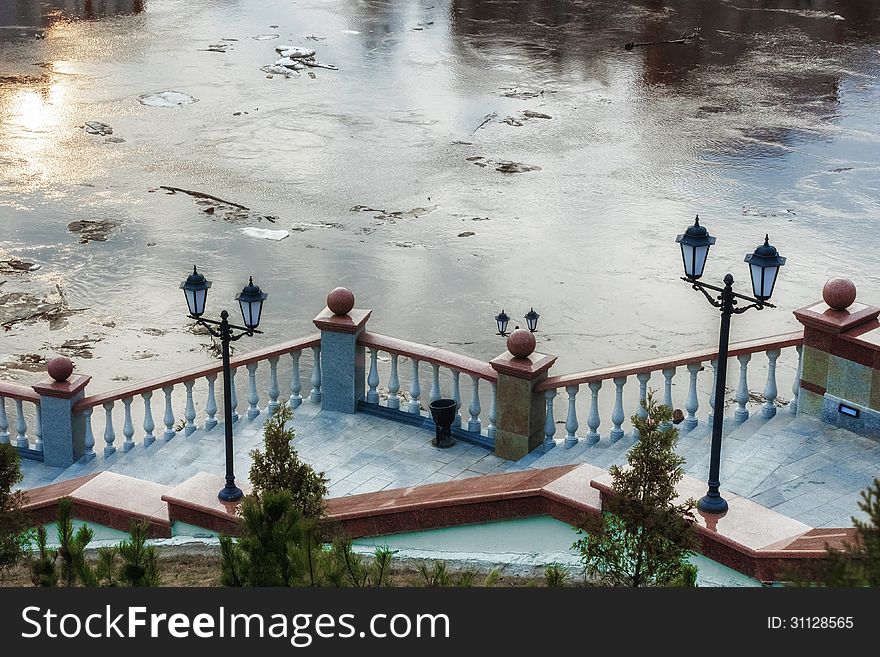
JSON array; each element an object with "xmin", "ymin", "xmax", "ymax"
[
  {"xmin": 32, "ymin": 370, "xmax": 92, "ymax": 468},
  {"xmin": 313, "ymin": 287, "xmax": 371, "ymax": 414}
]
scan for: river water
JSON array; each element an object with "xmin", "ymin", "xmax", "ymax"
[{"xmin": 1, "ymin": 0, "xmax": 879, "ymax": 392}]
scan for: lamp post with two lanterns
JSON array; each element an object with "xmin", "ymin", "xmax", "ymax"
[
  {"xmin": 675, "ymin": 216, "xmax": 786, "ymax": 514},
  {"xmin": 495, "ymin": 307, "xmax": 540, "ymax": 337},
  {"xmin": 180, "ymin": 267, "xmax": 268, "ymax": 502}
]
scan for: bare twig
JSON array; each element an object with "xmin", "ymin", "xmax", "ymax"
[
  {"xmin": 472, "ymin": 112, "xmax": 498, "ymax": 134},
  {"xmin": 625, "ymin": 28, "xmax": 701, "ymax": 51},
  {"xmin": 159, "ymin": 186, "xmax": 250, "ymax": 210}
]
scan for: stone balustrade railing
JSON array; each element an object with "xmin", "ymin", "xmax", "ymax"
[
  {"xmin": 15, "ymin": 283, "xmax": 832, "ymax": 469},
  {"xmin": 0, "ymin": 381, "xmax": 42, "ymax": 456},
  {"xmin": 535, "ymin": 331, "xmax": 804, "ymax": 449},
  {"xmin": 358, "ymin": 332, "xmax": 498, "ymax": 447},
  {"xmin": 69, "ymin": 335, "xmax": 320, "ymax": 463}
]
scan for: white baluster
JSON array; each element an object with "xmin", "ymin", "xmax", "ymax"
[
  {"xmin": 429, "ymin": 364, "xmax": 441, "ymax": 410},
  {"xmin": 205, "ymin": 373, "xmax": 218, "ymax": 431},
  {"xmin": 246, "ymin": 362, "xmax": 260, "ymax": 420},
  {"xmin": 142, "ymin": 391, "xmax": 155, "ymax": 447},
  {"xmin": 14, "ymin": 399, "xmax": 28, "ymax": 448},
  {"xmin": 610, "ymin": 377, "xmax": 626, "ymax": 442},
  {"xmin": 543, "ymin": 389, "xmax": 557, "ymax": 451},
  {"xmin": 661, "ymin": 367, "xmax": 676, "ymax": 429},
  {"xmin": 790, "ymin": 344, "xmax": 803, "ymax": 415},
  {"xmin": 289, "ymin": 351, "xmax": 303, "ymax": 409},
  {"xmin": 33, "ymin": 403, "xmax": 42, "ymax": 452},
  {"xmin": 267, "ymin": 356, "xmax": 280, "ymax": 415},
  {"xmin": 488, "ymin": 382, "xmax": 497, "ymax": 441},
  {"xmin": 762, "ymin": 349, "xmax": 781, "ymax": 419},
  {"xmin": 634, "ymin": 372, "xmax": 650, "ymax": 439},
  {"xmin": 81, "ymin": 407, "xmax": 95, "ymax": 462},
  {"xmin": 734, "ymin": 354, "xmax": 751, "ymax": 422},
  {"xmin": 451, "ymin": 370, "xmax": 462, "ymax": 428},
  {"xmin": 707, "ymin": 359, "xmax": 718, "ymax": 425},
  {"xmin": 366, "ymin": 348, "xmax": 380, "ymax": 404},
  {"xmin": 122, "ymin": 397, "xmax": 134, "ymax": 452},
  {"xmin": 408, "ymin": 359, "xmax": 422, "ymax": 415},
  {"xmin": 564, "ymin": 385, "xmax": 579, "ymax": 447},
  {"xmin": 586, "ymin": 381, "xmax": 602, "ymax": 444},
  {"xmin": 229, "ymin": 367, "xmax": 239, "ymax": 423},
  {"xmin": 387, "ymin": 354, "xmax": 401, "ymax": 410},
  {"xmin": 184, "ymin": 380, "xmax": 197, "ymax": 436},
  {"xmin": 100, "ymin": 402, "xmax": 119, "ymax": 456},
  {"xmin": 468, "ymin": 375, "xmax": 481, "ymax": 433},
  {"xmin": 684, "ymin": 362, "xmax": 700, "ymax": 432},
  {"xmin": 0, "ymin": 397, "xmax": 8, "ymax": 445},
  {"xmin": 163, "ymin": 385, "xmax": 175, "ymax": 441},
  {"xmin": 310, "ymin": 346, "xmax": 322, "ymax": 403}
]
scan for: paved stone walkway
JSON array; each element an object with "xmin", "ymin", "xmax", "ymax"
[{"xmin": 18, "ymin": 402, "xmax": 880, "ymax": 529}]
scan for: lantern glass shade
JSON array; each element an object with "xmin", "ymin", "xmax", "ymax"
[
  {"xmin": 524, "ymin": 308, "xmax": 540, "ymax": 332},
  {"xmin": 495, "ymin": 309, "xmax": 510, "ymax": 336},
  {"xmin": 675, "ymin": 215, "xmax": 716, "ymax": 280},
  {"xmin": 744, "ymin": 235, "xmax": 786, "ymax": 301},
  {"xmin": 180, "ymin": 266, "xmax": 212, "ymax": 317},
  {"xmin": 236, "ymin": 277, "xmax": 268, "ymax": 329}
]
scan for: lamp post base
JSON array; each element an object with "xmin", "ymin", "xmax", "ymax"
[
  {"xmin": 697, "ymin": 493, "xmax": 728, "ymax": 514},
  {"xmin": 218, "ymin": 485, "xmax": 244, "ymax": 503}
]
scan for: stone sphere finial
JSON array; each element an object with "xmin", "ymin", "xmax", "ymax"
[
  {"xmin": 823, "ymin": 278, "xmax": 857, "ymax": 311},
  {"xmin": 327, "ymin": 287, "xmax": 355, "ymax": 315},
  {"xmin": 47, "ymin": 356, "xmax": 74, "ymax": 382},
  {"xmin": 507, "ymin": 328, "xmax": 536, "ymax": 359}
]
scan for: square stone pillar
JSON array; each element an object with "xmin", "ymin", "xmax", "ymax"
[
  {"xmin": 489, "ymin": 348, "xmax": 557, "ymax": 461},
  {"xmin": 793, "ymin": 279, "xmax": 880, "ymax": 437},
  {"xmin": 313, "ymin": 301, "xmax": 371, "ymax": 414},
  {"xmin": 32, "ymin": 373, "xmax": 91, "ymax": 468}
]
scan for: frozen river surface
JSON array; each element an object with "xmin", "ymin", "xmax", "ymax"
[{"xmin": 1, "ymin": 0, "xmax": 879, "ymax": 391}]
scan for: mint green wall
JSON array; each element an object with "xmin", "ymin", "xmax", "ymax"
[
  {"xmin": 28, "ymin": 520, "xmax": 129, "ymax": 547},
  {"xmin": 352, "ymin": 516, "xmax": 761, "ymax": 587}
]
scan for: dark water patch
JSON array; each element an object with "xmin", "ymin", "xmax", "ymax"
[{"xmin": 0, "ymin": 0, "xmax": 146, "ymax": 29}]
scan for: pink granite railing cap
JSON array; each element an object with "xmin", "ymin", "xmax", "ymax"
[
  {"xmin": 313, "ymin": 307, "xmax": 372, "ymax": 334},
  {"xmin": 793, "ymin": 300, "xmax": 880, "ymax": 335},
  {"xmin": 32, "ymin": 374, "xmax": 91, "ymax": 400},
  {"xmin": 358, "ymin": 332, "xmax": 497, "ymax": 381},
  {"xmin": 73, "ymin": 334, "xmax": 319, "ymax": 411},
  {"xmin": 537, "ymin": 330, "xmax": 803, "ymax": 391},
  {"xmin": 490, "ymin": 351, "xmax": 557, "ymax": 380},
  {"xmin": 0, "ymin": 381, "xmax": 41, "ymax": 403}
]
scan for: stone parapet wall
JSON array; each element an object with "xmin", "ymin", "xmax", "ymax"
[{"xmin": 794, "ymin": 279, "xmax": 880, "ymax": 438}]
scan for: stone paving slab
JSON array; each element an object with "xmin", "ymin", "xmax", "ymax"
[{"xmin": 17, "ymin": 403, "xmax": 880, "ymax": 531}]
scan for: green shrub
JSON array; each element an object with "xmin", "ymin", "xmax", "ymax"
[
  {"xmin": 799, "ymin": 478, "xmax": 880, "ymax": 586},
  {"xmin": 416, "ymin": 560, "xmax": 487, "ymax": 587},
  {"xmin": 544, "ymin": 563, "xmax": 570, "ymax": 587},
  {"xmin": 574, "ymin": 393, "xmax": 697, "ymax": 587},
  {"xmin": 248, "ymin": 404, "xmax": 328, "ymax": 519},
  {"xmin": 329, "ymin": 537, "xmax": 394, "ymax": 587},
  {"xmin": 29, "ymin": 498, "xmax": 159, "ymax": 587},
  {"xmin": 28, "ymin": 525, "xmax": 58, "ymax": 587},
  {"xmin": 221, "ymin": 490, "xmax": 316, "ymax": 586},
  {"xmin": 0, "ymin": 444, "xmax": 29, "ymax": 578}
]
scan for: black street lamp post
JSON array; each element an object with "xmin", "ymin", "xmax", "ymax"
[
  {"xmin": 180, "ymin": 267, "xmax": 268, "ymax": 502},
  {"xmin": 676, "ymin": 217, "xmax": 786, "ymax": 514}
]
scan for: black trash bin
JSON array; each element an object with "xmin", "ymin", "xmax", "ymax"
[{"xmin": 429, "ymin": 398, "xmax": 457, "ymax": 448}]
